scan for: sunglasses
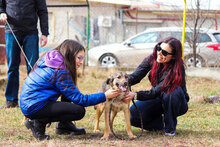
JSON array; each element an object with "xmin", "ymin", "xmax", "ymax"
[{"xmin": 156, "ymin": 45, "xmax": 174, "ymax": 56}]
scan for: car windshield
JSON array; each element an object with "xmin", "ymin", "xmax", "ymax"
[
  {"xmin": 213, "ymin": 33, "xmax": 220, "ymax": 43},
  {"xmin": 130, "ymin": 32, "xmax": 159, "ymax": 44},
  {"xmin": 197, "ymin": 33, "xmax": 212, "ymax": 43},
  {"xmin": 185, "ymin": 32, "xmax": 212, "ymax": 43}
]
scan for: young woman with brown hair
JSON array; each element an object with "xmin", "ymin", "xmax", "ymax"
[{"xmin": 20, "ymin": 39, "xmax": 121, "ymax": 140}]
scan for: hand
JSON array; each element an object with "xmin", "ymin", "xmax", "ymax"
[
  {"xmin": 104, "ymin": 89, "xmax": 121, "ymax": 99},
  {"xmin": 40, "ymin": 35, "xmax": 47, "ymax": 47},
  {"xmin": 0, "ymin": 13, "xmax": 7, "ymax": 23},
  {"xmin": 123, "ymin": 92, "xmax": 136, "ymax": 104}
]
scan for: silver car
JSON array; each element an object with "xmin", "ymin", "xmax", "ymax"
[{"xmin": 88, "ymin": 27, "xmax": 220, "ymax": 68}]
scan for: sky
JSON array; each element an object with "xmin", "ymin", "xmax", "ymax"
[{"xmin": 150, "ymin": 0, "xmax": 220, "ymax": 10}]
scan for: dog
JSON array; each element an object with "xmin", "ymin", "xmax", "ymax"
[{"xmin": 94, "ymin": 71, "xmax": 136, "ymax": 140}]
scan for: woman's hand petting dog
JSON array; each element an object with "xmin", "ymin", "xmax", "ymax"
[
  {"xmin": 123, "ymin": 92, "xmax": 136, "ymax": 104},
  {"xmin": 104, "ymin": 89, "xmax": 121, "ymax": 99}
]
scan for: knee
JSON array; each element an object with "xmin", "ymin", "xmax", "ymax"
[
  {"xmin": 130, "ymin": 106, "xmax": 138, "ymax": 125},
  {"xmin": 129, "ymin": 104, "xmax": 136, "ymax": 115},
  {"xmin": 130, "ymin": 106, "xmax": 145, "ymax": 128},
  {"xmin": 130, "ymin": 112, "xmax": 136, "ymax": 124},
  {"xmin": 80, "ymin": 107, "xmax": 86, "ymax": 119},
  {"xmin": 76, "ymin": 106, "xmax": 86, "ymax": 120},
  {"xmin": 130, "ymin": 104, "xmax": 139, "ymax": 119},
  {"xmin": 130, "ymin": 114, "xmax": 139, "ymax": 127},
  {"xmin": 162, "ymin": 87, "xmax": 184, "ymax": 103}
]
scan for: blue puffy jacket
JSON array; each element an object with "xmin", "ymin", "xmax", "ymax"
[{"xmin": 20, "ymin": 56, "xmax": 106, "ymax": 116}]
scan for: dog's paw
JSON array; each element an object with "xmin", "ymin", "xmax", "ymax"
[
  {"xmin": 129, "ymin": 135, "xmax": 137, "ymax": 139},
  {"xmin": 93, "ymin": 129, "xmax": 100, "ymax": 133},
  {"xmin": 101, "ymin": 136, "xmax": 109, "ymax": 140}
]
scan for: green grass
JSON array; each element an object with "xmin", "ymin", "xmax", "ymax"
[{"xmin": 0, "ymin": 66, "xmax": 219, "ymax": 146}]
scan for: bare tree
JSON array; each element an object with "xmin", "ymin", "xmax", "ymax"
[
  {"xmin": 169, "ymin": 0, "xmax": 213, "ymax": 67},
  {"xmin": 185, "ymin": 0, "xmax": 211, "ymax": 67}
]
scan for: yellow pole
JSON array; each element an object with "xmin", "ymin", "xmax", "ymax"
[
  {"xmin": 182, "ymin": 0, "xmax": 186, "ymax": 60},
  {"xmin": 86, "ymin": 0, "xmax": 90, "ymax": 66}
]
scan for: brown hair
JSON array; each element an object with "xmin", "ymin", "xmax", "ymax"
[
  {"xmin": 31, "ymin": 39, "xmax": 85, "ymax": 86},
  {"xmin": 55, "ymin": 39, "xmax": 85, "ymax": 85}
]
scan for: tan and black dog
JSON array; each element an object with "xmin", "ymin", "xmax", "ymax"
[{"xmin": 94, "ymin": 71, "xmax": 136, "ymax": 140}]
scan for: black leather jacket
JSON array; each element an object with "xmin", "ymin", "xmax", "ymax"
[
  {"xmin": 129, "ymin": 54, "xmax": 190, "ymax": 102},
  {"xmin": 0, "ymin": 0, "xmax": 49, "ymax": 35}
]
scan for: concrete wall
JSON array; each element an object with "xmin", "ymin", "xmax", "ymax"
[
  {"xmin": 46, "ymin": 4, "xmax": 220, "ymax": 51},
  {"xmin": 47, "ymin": 7, "xmax": 89, "ymax": 46},
  {"xmin": 46, "ymin": 4, "xmax": 125, "ymax": 49}
]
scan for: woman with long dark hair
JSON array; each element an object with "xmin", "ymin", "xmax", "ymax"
[
  {"xmin": 20, "ymin": 39, "xmax": 121, "ymax": 140},
  {"xmin": 123, "ymin": 36, "xmax": 189, "ymax": 136}
]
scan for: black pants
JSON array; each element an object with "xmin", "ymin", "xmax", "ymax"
[{"xmin": 26, "ymin": 96, "xmax": 86, "ymax": 123}]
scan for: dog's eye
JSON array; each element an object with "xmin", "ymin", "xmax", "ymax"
[{"xmin": 117, "ymin": 76, "xmax": 121, "ymax": 79}]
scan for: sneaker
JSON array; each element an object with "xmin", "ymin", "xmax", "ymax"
[
  {"xmin": 0, "ymin": 101, "xmax": 18, "ymax": 109},
  {"xmin": 164, "ymin": 131, "xmax": 175, "ymax": 136}
]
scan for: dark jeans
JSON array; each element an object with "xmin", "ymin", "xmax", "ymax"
[
  {"xmin": 26, "ymin": 101, "xmax": 86, "ymax": 123},
  {"xmin": 130, "ymin": 87, "xmax": 188, "ymax": 133},
  {"xmin": 5, "ymin": 33, "xmax": 39, "ymax": 103}
]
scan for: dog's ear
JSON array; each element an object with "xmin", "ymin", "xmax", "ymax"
[{"xmin": 106, "ymin": 76, "xmax": 113, "ymax": 85}]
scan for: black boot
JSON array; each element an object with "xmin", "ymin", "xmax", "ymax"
[
  {"xmin": 55, "ymin": 121, "xmax": 86, "ymax": 135},
  {"xmin": 24, "ymin": 119, "xmax": 50, "ymax": 141}
]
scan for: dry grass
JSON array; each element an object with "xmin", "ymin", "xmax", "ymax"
[{"xmin": 0, "ymin": 66, "xmax": 219, "ymax": 147}]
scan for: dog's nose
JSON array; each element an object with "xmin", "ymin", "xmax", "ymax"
[{"xmin": 123, "ymin": 82, "xmax": 128, "ymax": 86}]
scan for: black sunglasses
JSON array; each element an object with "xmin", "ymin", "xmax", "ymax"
[{"xmin": 156, "ymin": 45, "xmax": 174, "ymax": 56}]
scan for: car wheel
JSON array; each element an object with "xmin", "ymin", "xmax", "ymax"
[
  {"xmin": 185, "ymin": 55, "xmax": 204, "ymax": 68},
  {"xmin": 99, "ymin": 54, "xmax": 118, "ymax": 67}
]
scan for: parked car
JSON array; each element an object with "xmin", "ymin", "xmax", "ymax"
[{"xmin": 88, "ymin": 27, "xmax": 220, "ymax": 68}]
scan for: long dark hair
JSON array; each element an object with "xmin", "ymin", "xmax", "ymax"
[
  {"xmin": 31, "ymin": 40, "xmax": 85, "ymax": 86},
  {"xmin": 55, "ymin": 39, "xmax": 85, "ymax": 85},
  {"xmin": 150, "ymin": 36, "xmax": 184, "ymax": 93}
]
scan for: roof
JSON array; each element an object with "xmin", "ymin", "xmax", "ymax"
[
  {"xmin": 144, "ymin": 27, "xmax": 220, "ymax": 33},
  {"xmin": 47, "ymin": 0, "xmax": 87, "ymax": 5},
  {"xmin": 46, "ymin": 0, "xmax": 160, "ymax": 8}
]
